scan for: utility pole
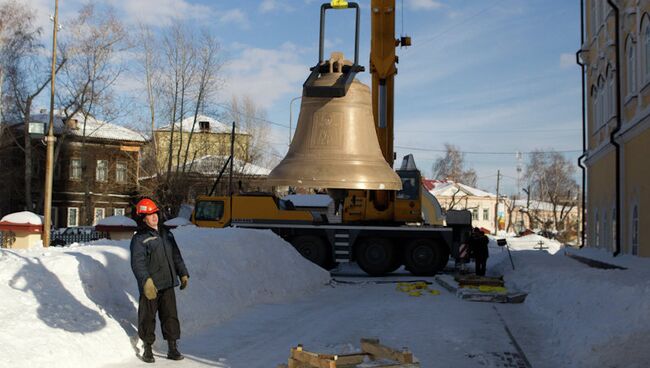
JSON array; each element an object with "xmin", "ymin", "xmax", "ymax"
[
  {"xmin": 42, "ymin": 0, "xmax": 60, "ymax": 248},
  {"xmin": 494, "ymin": 170, "xmax": 500, "ymax": 235}
]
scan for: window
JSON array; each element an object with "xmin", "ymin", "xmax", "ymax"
[
  {"xmin": 199, "ymin": 121, "xmax": 210, "ymax": 132},
  {"xmin": 194, "ymin": 200, "xmax": 224, "ymax": 221},
  {"xmin": 471, "ymin": 209, "xmax": 478, "ymax": 221},
  {"xmin": 114, "ymin": 208, "xmax": 125, "ymax": 217},
  {"xmin": 70, "ymin": 159, "xmax": 82, "ymax": 179},
  {"xmin": 483, "ymin": 208, "xmax": 489, "ymax": 221},
  {"xmin": 627, "ymin": 38, "xmax": 637, "ymax": 95},
  {"xmin": 632, "ymin": 205, "xmax": 639, "ymax": 255},
  {"xmin": 116, "ymin": 161, "xmax": 127, "ymax": 183},
  {"xmin": 94, "ymin": 208, "xmax": 105, "ymax": 225},
  {"xmin": 96, "ymin": 160, "xmax": 108, "ymax": 182},
  {"xmin": 67, "ymin": 207, "xmax": 79, "ymax": 227}
]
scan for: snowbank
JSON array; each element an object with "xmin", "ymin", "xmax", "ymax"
[
  {"xmin": 0, "ymin": 227, "xmax": 330, "ymax": 366},
  {"xmin": 489, "ymin": 247, "xmax": 650, "ymax": 367},
  {"xmin": 96, "ymin": 215, "xmax": 137, "ymax": 227},
  {"xmin": 1, "ymin": 211, "xmax": 43, "ymax": 225}
]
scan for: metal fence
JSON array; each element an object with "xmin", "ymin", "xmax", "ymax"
[{"xmin": 50, "ymin": 229, "xmax": 108, "ymax": 246}]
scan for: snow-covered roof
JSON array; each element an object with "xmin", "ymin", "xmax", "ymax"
[
  {"xmin": 28, "ymin": 111, "xmax": 147, "ymax": 143},
  {"xmin": 0, "ymin": 211, "xmax": 43, "ymax": 225},
  {"xmin": 283, "ymin": 194, "xmax": 332, "ymax": 207},
  {"xmin": 96, "ymin": 216, "xmax": 137, "ymax": 227},
  {"xmin": 428, "ymin": 180, "xmax": 495, "ymax": 198},
  {"xmin": 514, "ymin": 199, "xmax": 557, "ymax": 212},
  {"xmin": 186, "ymin": 155, "xmax": 271, "ymax": 176},
  {"xmin": 164, "ymin": 217, "xmax": 192, "ymax": 227},
  {"xmin": 157, "ymin": 115, "xmax": 248, "ymax": 135}
]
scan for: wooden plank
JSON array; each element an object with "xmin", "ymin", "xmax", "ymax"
[
  {"xmin": 360, "ymin": 339, "xmax": 414, "ymax": 364},
  {"xmin": 291, "ymin": 347, "xmax": 337, "ymax": 368},
  {"xmin": 334, "ymin": 353, "xmax": 368, "ymax": 366}
]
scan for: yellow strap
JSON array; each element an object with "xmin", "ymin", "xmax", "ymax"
[{"xmin": 331, "ymin": 0, "xmax": 348, "ymax": 9}]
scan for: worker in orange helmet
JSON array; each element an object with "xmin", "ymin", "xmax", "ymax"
[{"xmin": 130, "ymin": 198, "xmax": 189, "ymax": 363}]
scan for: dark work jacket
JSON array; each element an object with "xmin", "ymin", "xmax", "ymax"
[
  {"xmin": 130, "ymin": 226, "xmax": 189, "ymax": 295},
  {"xmin": 469, "ymin": 234, "xmax": 490, "ymax": 259}
]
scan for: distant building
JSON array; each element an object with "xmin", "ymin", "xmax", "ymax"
[
  {"xmin": 0, "ymin": 111, "xmax": 146, "ymax": 227},
  {"xmin": 581, "ymin": 1, "xmax": 648, "ymax": 256},
  {"xmin": 153, "ymin": 115, "xmax": 251, "ymax": 172},
  {"xmin": 423, "ymin": 179, "xmax": 504, "ymax": 233}
]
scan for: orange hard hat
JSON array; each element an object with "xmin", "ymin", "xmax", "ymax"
[{"xmin": 136, "ymin": 198, "xmax": 159, "ymax": 215}]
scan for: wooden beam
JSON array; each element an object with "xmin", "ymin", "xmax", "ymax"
[{"xmin": 360, "ymin": 338, "xmax": 414, "ymax": 364}]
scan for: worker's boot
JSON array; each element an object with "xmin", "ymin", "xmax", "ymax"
[
  {"xmin": 167, "ymin": 340, "xmax": 184, "ymax": 360},
  {"xmin": 142, "ymin": 343, "xmax": 155, "ymax": 363}
]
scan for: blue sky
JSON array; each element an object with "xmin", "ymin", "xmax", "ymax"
[{"xmin": 26, "ymin": 0, "xmax": 582, "ymax": 195}]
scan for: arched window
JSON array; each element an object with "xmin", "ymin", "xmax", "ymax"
[
  {"xmin": 627, "ymin": 37, "xmax": 637, "ymax": 95},
  {"xmin": 642, "ymin": 15, "xmax": 650, "ymax": 82},
  {"xmin": 632, "ymin": 205, "xmax": 639, "ymax": 255},
  {"xmin": 607, "ymin": 66, "xmax": 615, "ymax": 120}
]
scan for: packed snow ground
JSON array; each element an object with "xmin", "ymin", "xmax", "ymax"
[{"xmin": 1, "ymin": 227, "xmax": 648, "ymax": 367}]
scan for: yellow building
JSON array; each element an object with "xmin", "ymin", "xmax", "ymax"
[
  {"xmin": 582, "ymin": 1, "xmax": 648, "ymax": 256},
  {"xmin": 154, "ymin": 115, "xmax": 250, "ymax": 171}
]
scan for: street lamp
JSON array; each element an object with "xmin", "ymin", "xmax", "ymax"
[
  {"xmin": 289, "ymin": 96, "xmax": 301, "ymax": 146},
  {"xmin": 42, "ymin": 0, "xmax": 60, "ymax": 248}
]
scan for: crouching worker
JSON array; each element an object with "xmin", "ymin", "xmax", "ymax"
[{"xmin": 130, "ymin": 198, "xmax": 190, "ymax": 363}]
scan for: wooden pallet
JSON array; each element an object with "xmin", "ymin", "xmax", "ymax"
[
  {"xmin": 454, "ymin": 274, "xmax": 505, "ymax": 287},
  {"xmin": 277, "ymin": 338, "xmax": 420, "ymax": 368}
]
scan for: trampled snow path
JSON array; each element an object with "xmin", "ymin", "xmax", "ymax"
[{"xmin": 107, "ymin": 266, "xmax": 534, "ymax": 368}]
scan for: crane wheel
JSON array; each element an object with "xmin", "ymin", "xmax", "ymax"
[
  {"xmin": 290, "ymin": 235, "xmax": 329, "ymax": 269},
  {"xmin": 355, "ymin": 238, "xmax": 395, "ymax": 276},
  {"xmin": 404, "ymin": 238, "xmax": 445, "ymax": 276}
]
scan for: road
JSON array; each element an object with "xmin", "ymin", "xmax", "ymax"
[{"xmin": 112, "ymin": 266, "xmax": 546, "ymax": 368}]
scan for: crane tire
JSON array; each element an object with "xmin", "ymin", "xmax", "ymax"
[
  {"xmin": 356, "ymin": 238, "xmax": 395, "ymax": 276},
  {"xmin": 291, "ymin": 235, "xmax": 329, "ymax": 269},
  {"xmin": 404, "ymin": 238, "xmax": 444, "ymax": 276}
]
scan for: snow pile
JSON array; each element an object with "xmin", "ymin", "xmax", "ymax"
[
  {"xmin": 0, "ymin": 227, "xmax": 330, "ymax": 366},
  {"xmin": 490, "ymin": 247, "xmax": 650, "ymax": 367},
  {"xmin": 1, "ymin": 211, "xmax": 43, "ymax": 225},
  {"xmin": 96, "ymin": 215, "xmax": 137, "ymax": 227}
]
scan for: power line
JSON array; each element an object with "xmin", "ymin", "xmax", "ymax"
[
  {"xmin": 215, "ymin": 103, "xmax": 290, "ymax": 129},
  {"xmin": 395, "ymin": 145, "xmax": 582, "ymax": 155}
]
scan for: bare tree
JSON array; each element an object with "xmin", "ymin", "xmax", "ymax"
[
  {"xmin": 226, "ymin": 94, "xmax": 279, "ymax": 170},
  {"xmin": 432, "ymin": 143, "xmax": 477, "ymax": 186},
  {"xmin": 135, "ymin": 22, "xmax": 224, "ymax": 213},
  {"xmin": 1, "ymin": 1, "xmax": 67, "ymax": 210},
  {"xmin": 525, "ymin": 150, "xmax": 579, "ymax": 235},
  {"xmin": 55, "ymin": 3, "xmax": 130, "ymax": 222}
]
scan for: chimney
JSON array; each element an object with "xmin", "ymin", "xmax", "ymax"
[{"xmin": 66, "ymin": 118, "xmax": 79, "ymax": 130}]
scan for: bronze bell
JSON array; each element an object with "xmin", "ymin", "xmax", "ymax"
[{"xmin": 266, "ymin": 53, "xmax": 402, "ymax": 190}]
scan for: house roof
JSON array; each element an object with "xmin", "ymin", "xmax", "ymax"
[
  {"xmin": 513, "ymin": 199, "xmax": 556, "ymax": 212},
  {"xmin": 157, "ymin": 115, "xmax": 249, "ymax": 135},
  {"xmin": 425, "ymin": 179, "xmax": 496, "ymax": 198},
  {"xmin": 28, "ymin": 111, "xmax": 147, "ymax": 143},
  {"xmin": 185, "ymin": 155, "xmax": 271, "ymax": 176}
]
